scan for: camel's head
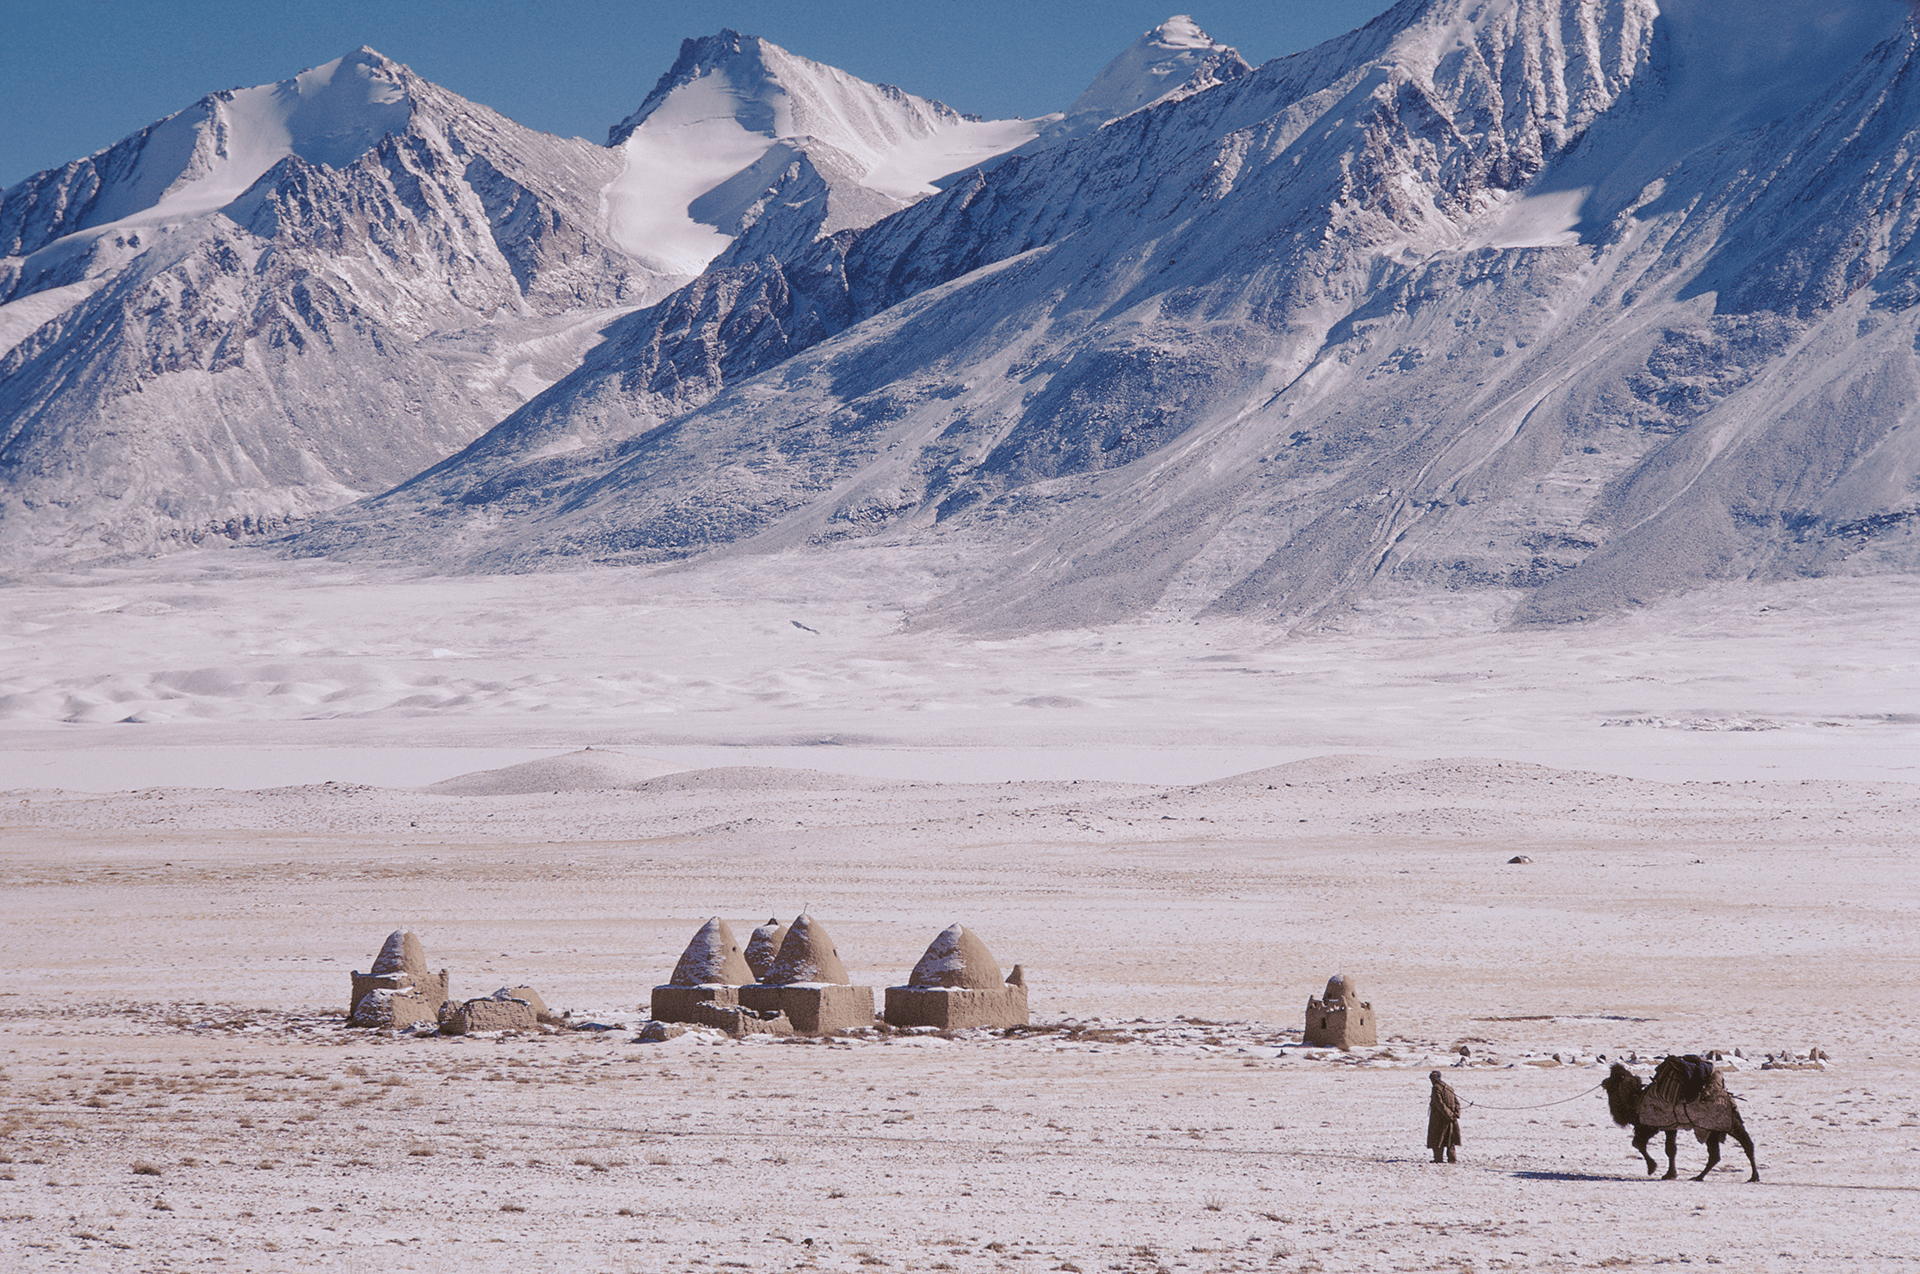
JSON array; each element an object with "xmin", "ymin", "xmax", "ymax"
[{"xmin": 1603, "ymin": 1062, "xmax": 1644, "ymax": 1127}]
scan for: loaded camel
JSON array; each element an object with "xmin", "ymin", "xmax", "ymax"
[{"xmin": 1602, "ymin": 1056, "xmax": 1758, "ymax": 1182}]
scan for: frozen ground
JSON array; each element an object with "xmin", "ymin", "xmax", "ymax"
[
  {"xmin": 0, "ymin": 553, "xmax": 1917, "ymax": 1270},
  {"xmin": 1, "ymin": 549, "xmax": 1916, "ymax": 788}
]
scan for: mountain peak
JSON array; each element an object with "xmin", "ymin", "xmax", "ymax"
[
  {"xmin": 1146, "ymin": 14, "xmax": 1219, "ymax": 50},
  {"xmin": 1062, "ymin": 12, "xmax": 1247, "ymax": 124},
  {"xmin": 598, "ymin": 28, "xmax": 1041, "ymax": 274},
  {"xmin": 607, "ymin": 29, "xmax": 775, "ymax": 147}
]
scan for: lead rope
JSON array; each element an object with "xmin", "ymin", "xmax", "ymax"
[{"xmin": 1459, "ymin": 1079, "xmax": 1607, "ymax": 1111}]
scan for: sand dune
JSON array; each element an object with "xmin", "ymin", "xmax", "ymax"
[{"xmin": 423, "ymin": 747, "xmax": 687, "ymax": 795}]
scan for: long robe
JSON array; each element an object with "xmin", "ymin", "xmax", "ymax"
[{"xmin": 1428, "ymin": 1077, "xmax": 1462, "ymax": 1150}]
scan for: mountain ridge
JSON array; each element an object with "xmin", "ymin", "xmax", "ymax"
[
  {"xmin": 294, "ymin": 0, "xmax": 1920, "ymax": 633},
  {"xmin": 0, "ymin": 32, "xmax": 1073, "ymax": 566},
  {"xmin": 8, "ymin": 2, "xmax": 1920, "ymax": 638}
]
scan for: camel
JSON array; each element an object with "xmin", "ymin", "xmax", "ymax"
[{"xmin": 1602, "ymin": 1060, "xmax": 1758, "ymax": 1182}]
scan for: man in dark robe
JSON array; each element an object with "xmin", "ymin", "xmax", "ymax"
[{"xmin": 1428, "ymin": 1070, "xmax": 1461, "ymax": 1163}]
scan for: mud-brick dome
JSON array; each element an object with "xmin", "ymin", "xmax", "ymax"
[
  {"xmin": 1322, "ymin": 974, "xmax": 1362, "ymax": 1005},
  {"xmin": 762, "ymin": 914, "xmax": 850, "ymax": 985},
  {"xmin": 371, "ymin": 930, "xmax": 429, "ymax": 980},
  {"xmin": 668, "ymin": 917, "xmax": 756, "ymax": 986},
  {"xmin": 744, "ymin": 917, "xmax": 789, "ymax": 981},
  {"xmin": 908, "ymin": 924, "xmax": 1004, "ymax": 989}
]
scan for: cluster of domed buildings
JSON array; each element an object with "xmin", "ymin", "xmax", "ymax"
[
  {"xmin": 650, "ymin": 914, "xmax": 1028, "ymax": 1036},
  {"xmin": 344, "ymin": 916, "xmax": 1030, "ymax": 1037},
  {"xmin": 346, "ymin": 922, "xmax": 1376, "ymax": 1046}
]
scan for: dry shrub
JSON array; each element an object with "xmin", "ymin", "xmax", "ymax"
[
  {"xmin": 131, "ymin": 1161, "xmax": 162, "ymax": 1176},
  {"xmin": 499, "ymin": 1202, "xmax": 526, "ymax": 1213}
]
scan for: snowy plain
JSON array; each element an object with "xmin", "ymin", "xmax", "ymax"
[{"xmin": 1, "ymin": 554, "xmax": 1917, "ymax": 1270}]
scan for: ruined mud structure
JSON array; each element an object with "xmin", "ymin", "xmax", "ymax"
[
  {"xmin": 1304, "ymin": 973, "xmax": 1377, "ymax": 1048},
  {"xmin": 348, "ymin": 930, "xmax": 449, "ymax": 1028},
  {"xmin": 440, "ymin": 986, "xmax": 558, "ymax": 1035},
  {"xmin": 738, "ymin": 914, "xmax": 875, "ymax": 1033},
  {"xmin": 884, "ymin": 924, "xmax": 1029, "ymax": 1029},
  {"xmin": 348, "ymin": 931, "xmax": 560, "ymax": 1034}
]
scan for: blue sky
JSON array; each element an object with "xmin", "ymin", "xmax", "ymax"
[{"xmin": 1, "ymin": 1, "xmax": 1399, "ymax": 188}]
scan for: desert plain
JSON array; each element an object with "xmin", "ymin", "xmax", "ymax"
[{"xmin": 1, "ymin": 554, "xmax": 1918, "ymax": 1272}]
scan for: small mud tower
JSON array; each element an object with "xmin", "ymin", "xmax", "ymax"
[
  {"xmin": 1304, "ymin": 973, "xmax": 1376, "ymax": 1048},
  {"xmin": 739, "ymin": 914, "xmax": 874, "ymax": 1033},
  {"xmin": 885, "ymin": 924, "xmax": 1029, "ymax": 1029},
  {"xmin": 348, "ymin": 930, "xmax": 449, "ymax": 1028},
  {"xmin": 651, "ymin": 917, "xmax": 757, "ymax": 1022}
]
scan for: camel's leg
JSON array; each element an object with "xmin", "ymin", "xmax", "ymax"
[
  {"xmin": 1730, "ymin": 1111, "xmax": 1760, "ymax": 1183},
  {"xmin": 1662, "ymin": 1129, "xmax": 1679, "ymax": 1180},
  {"xmin": 1692, "ymin": 1133, "xmax": 1722, "ymax": 1182},
  {"xmin": 1632, "ymin": 1127, "xmax": 1659, "ymax": 1175}
]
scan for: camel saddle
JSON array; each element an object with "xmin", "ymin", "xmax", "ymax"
[{"xmin": 1640, "ymin": 1055, "xmax": 1739, "ymax": 1134}]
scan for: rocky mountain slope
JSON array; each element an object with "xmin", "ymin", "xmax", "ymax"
[
  {"xmin": 0, "ymin": 49, "xmax": 662, "ymax": 562},
  {"xmin": 13, "ymin": 3, "xmax": 1920, "ymax": 636},
  {"xmin": 298, "ymin": 0, "xmax": 1920, "ymax": 631},
  {"xmin": 0, "ymin": 30, "xmax": 1102, "ymax": 566}
]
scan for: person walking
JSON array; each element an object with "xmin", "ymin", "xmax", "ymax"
[{"xmin": 1428, "ymin": 1070, "xmax": 1461, "ymax": 1163}]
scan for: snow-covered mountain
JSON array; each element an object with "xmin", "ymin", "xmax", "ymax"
[
  {"xmin": 0, "ymin": 34, "xmax": 1050, "ymax": 565},
  {"xmin": 296, "ymin": 0, "xmax": 1920, "ymax": 632},
  {"xmin": 0, "ymin": 49, "xmax": 664, "ymax": 562},
  {"xmin": 986, "ymin": 14, "xmax": 1250, "ymax": 168},
  {"xmin": 604, "ymin": 29, "xmax": 1047, "ymax": 273}
]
